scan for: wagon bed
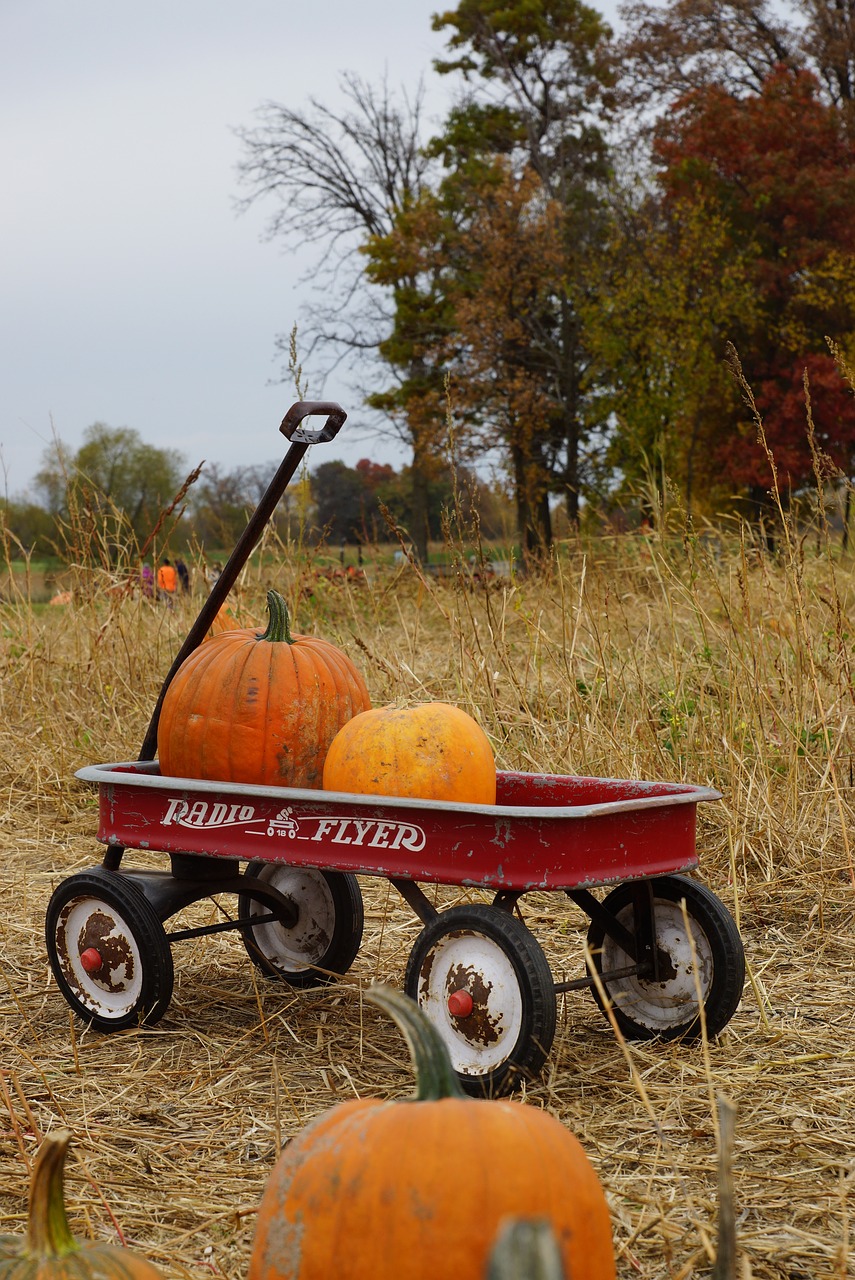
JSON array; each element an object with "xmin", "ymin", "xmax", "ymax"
[{"xmin": 75, "ymin": 760, "xmax": 719, "ymax": 891}]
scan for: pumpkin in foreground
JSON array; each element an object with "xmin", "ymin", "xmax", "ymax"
[
  {"xmin": 0, "ymin": 1130, "xmax": 164, "ymax": 1280},
  {"xmin": 247, "ymin": 985, "xmax": 615, "ymax": 1280},
  {"xmin": 158, "ymin": 589, "xmax": 371, "ymax": 788},
  {"xmin": 322, "ymin": 701, "xmax": 497, "ymax": 804}
]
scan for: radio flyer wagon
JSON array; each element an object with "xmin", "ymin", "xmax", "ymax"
[{"xmin": 48, "ymin": 402, "xmax": 746, "ymax": 1096}]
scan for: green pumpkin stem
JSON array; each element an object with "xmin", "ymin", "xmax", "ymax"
[
  {"xmin": 26, "ymin": 1131, "xmax": 79, "ymax": 1259},
  {"xmin": 365, "ymin": 985, "xmax": 468, "ymax": 1102},
  {"xmin": 260, "ymin": 590, "xmax": 293, "ymax": 644}
]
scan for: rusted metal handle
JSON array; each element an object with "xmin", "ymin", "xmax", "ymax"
[{"xmin": 280, "ymin": 401, "xmax": 347, "ymax": 444}]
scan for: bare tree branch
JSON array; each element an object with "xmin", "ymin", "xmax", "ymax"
[{"xmin": 235, "ymin": 73, "xmax": 433, "ymax": 261}]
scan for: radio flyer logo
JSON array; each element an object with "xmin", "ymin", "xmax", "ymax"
[{"xmin": 161, "ymin": 797, "xmax": 426, "ymax": 852}]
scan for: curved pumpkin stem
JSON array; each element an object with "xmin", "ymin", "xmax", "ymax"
[
  {"xmin": 260, "ymin": 590, "xmax": 293, "ymax": 645},
  {"xmin": 25, "ymin": 1130, "xmax": 79, "ymax": 1259},
  {"xmin": 365, "ymin": 985, "xmax": 467, "ymax": 1102}
]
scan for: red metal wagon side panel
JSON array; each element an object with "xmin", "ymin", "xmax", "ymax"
[{"xmin": 76, "ymin": 763, "xmax": 720, "ymax": 892}]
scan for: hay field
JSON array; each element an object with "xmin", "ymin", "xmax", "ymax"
[{"xmin": 1, "ymin": 531, "xmax": 853, "ymax": 1279}]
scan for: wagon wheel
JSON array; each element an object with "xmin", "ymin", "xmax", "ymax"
[
  {"xmin": 45, "ymin": 868, "xmax": 174, "ymax": 1032},
  {"xmin": 403, "ymin": 904, "xmax": 557, "ymax": 1098},
  {"xmin": 237, "ymin": 862, "xmax": 364, "ymax": 988},
  {"xmin": 586, "ymin": 875, "xmax": 745, "ymax": 1041}
]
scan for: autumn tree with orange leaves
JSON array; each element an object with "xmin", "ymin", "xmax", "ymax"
[{"xmin": 363, "ymin": 0, "xmax": 617, "ymax": 555}]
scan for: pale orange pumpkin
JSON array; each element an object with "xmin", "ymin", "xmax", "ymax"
[
  {"xmin": 205, "ymin": 598, "xmax": 260, "ymax": 638},
  {"xmin": 247, "ymin": 986, "xmax": 615, "ymax": 1280},
  {"xmin": 207, "ymin": 603, "xmax": 240, "ymax": 637},
  {"xmin": 158, "ymin": 589, "xmax": 371, "ymax": 788},
  {"xmin": 322, "ymin": 702, "xmax": 496, "ymax": 804}
]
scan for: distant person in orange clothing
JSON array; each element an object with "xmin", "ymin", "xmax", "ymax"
[{"xmin": 157, "ymin": 558, "xmax": 177, "ymax": 606}]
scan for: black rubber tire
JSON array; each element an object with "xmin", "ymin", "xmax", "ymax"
[
  {"xmin": 237, "ymin": 861, "xmax": 364, "ymax": 988},
  {"xmin": 404, "ymin": 903, "xmax": 557, "ymax": 1097},
  {"xmin": 586, "ymin": 875, "xmax": 745, "ymax": 1041},
  {"xmin": 45, "ymin": 868, "xmax": 174, "ymax": 1032}
]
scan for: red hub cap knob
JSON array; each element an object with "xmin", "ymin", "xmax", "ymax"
[
  {"xmin": 447, "ymin": 989, "xmax": 474, "ymax": 1018},
  {"xmin": 79, "ymin": 947, "xmax": 103, "ymax": 974}
]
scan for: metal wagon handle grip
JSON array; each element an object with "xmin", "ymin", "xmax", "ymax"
[{"xmin": 280, "ymin": 401, "xmax": 347, "ymax": 443}]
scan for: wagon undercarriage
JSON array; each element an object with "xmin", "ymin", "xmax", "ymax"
[{"xmin": 47, "ymin": 807, "xmax": 744, "ymax": 1096}]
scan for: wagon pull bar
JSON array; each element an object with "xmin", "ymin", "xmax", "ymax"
[
  {"xmin": 281, "ymin": 400, "xmax": 346, "ymax": 444},
  {"xmin": 137, "ymin": 401, "xmax": 347, "ymax": 762}
]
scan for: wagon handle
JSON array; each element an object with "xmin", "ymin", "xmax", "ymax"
[
  {"xmin": 280, "ymin": 400, "xmax": 346, "ymax": 444},
  {"xmin": 137, "ymin": 401, "xmax": 347, "ymax": 762}
]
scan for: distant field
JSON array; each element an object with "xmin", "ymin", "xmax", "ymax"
[{"xmin": 0, "ymin": 539, "xmax": 523, "ymax": 604}]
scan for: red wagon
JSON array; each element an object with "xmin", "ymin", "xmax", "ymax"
[{"xmin": 48, "ymin": 403, "xmax": 745, "ymax": 1095}]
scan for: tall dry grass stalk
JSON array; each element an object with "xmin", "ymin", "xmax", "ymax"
[{"xmin": 1, "ymin": 491, "xmax": 853, "ymax": 1277}]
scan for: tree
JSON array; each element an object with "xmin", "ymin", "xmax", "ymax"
[
  {"xmin": 311, "ymin": 460, "xmax": 373, "ymax": 544},
  {"xmin": 237, "ymin": 73, "xmax": 431, "ymax": 266},
  {"xmin": 428, "ymin": 0, "xmax": 617, "ymax": 544},
  {"xmin": 0, "ymin": 497, "xmax": 56, "ymax": 558},
  {"xmin": 354, "ymin": 459, "xmax": 403, "ymax": 542},
  {"xmin": 237, "ymin": 6, "xmax": 618, "ymax": 556},
  {"xmin": 190, "ymin": 462, "xmax": 255, "ymax": 549},
  {"xmin": 236, "ymin": 75, "xmax": 442, "ymax": 562},
  {"xmin": 189, "ymin": 459, "xmax": 302, "ymax": 549},
  {"xmin": 362, "ymin": 163, "xmax": 566, "ymax": 555},
  {"xmin": 360, "ymin": 191, "xmax": 457, "ymax": 560},
  {"xmin": 34, "ymin": 424, "xmax": 187, "ymax": 547},
  {"xmin": 654, "ymin": 68, "xmax": 855, "ymax": 265},
  {"xmin": 433, "ymin": 0, "xmax": 617, "ymax": 186},
  {"xmin": 358, "ymin": 0, "xmax": 618, "ymax": 553},
  {"xmin": 446, "ymin": 165, "xmax": 567, "ymax": 551},
  {"xmin": 651, "ymin": 66, "xmax": 855, "ymax": 501},
  {"xmin": 580, "ymin": 194, "xmax": 759, "ymax": 518},
  {"xmin": 617, "ymin": 0, "xmax": 799, "ymax": 108},
  {"xmin": 617, "ymin": 0, "xmax": 855, "ymax": 131}
]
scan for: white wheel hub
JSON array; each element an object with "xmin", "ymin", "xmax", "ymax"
[
  {"xmin": 55, "ymin": 896, "xmax": 143, "ymax": 1019},
  {"xmin": 600, "ymin": 899, "xmax": 714, "ymax": 1032},
  {"xmin": 246, "ymin": 866, "xmax": 334, "ymax": 972},
  {"xmin": 414, "ymin": 929, "xmax": 524, "ymax": 1075}
]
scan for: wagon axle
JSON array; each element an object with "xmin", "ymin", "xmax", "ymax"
[{"xmin": 553, "ymin": 961, "xmax": 652, "ymax": 994}]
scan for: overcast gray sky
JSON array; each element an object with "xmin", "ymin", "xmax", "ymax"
[
  {"xmin": 3, "ymin": 1, "xmax": 622, "ymax": 503},
  {"xmin": 1, "ymin": 0, "xmax": 465, "ymax": 499}
]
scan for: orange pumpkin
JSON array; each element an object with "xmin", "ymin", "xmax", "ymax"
[
  {"xmin": 322, "ymin": 702, "xmax": 496, "ymax": 804},
  {"xmin": 158, "ymin": 589, "xmax": 371, "ymax": 788},
  {"xmin": 207, "ymin": 603, "xmax": 240, "ymax": 637},
  {"xmin": 247, "ymin": 986, "xmax": 615, "ymax": 1280},
  {"xmin": 206, "ymin": 598, "xmax": 259, "ymax": 639},
  {"xmin": 0, "ymin": 1130, "xmax": 164, "ymax": 1280}
]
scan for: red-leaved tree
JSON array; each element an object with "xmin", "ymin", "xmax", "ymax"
[{"xmin": 653, "ymin": 65, "xmax": 855, "ymax": 502}]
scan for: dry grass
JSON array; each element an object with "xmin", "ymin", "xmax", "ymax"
[{"xmin": 1, "ymin": 528, "xmax": 853, "ymax": 1279}]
